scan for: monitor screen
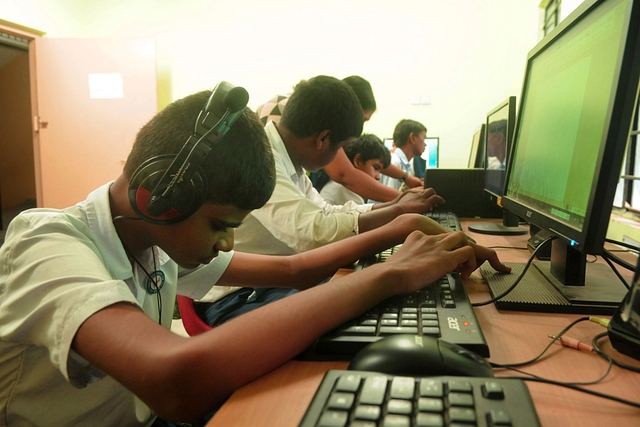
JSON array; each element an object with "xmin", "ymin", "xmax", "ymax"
[
  {"xmin": 468, "ymin": 124, "xmax": 486, "ymax": 168},
  {"xmin": 422, "ymin": 137, "xmax": 440, "ymax": 169},
  {"xmin": 468, "ymin": 97, "xmax": 528, "ymax": 235},
  {"xmin": 496, "ymin": 0, "xmax": 640, "ymax": 312},
  {"xmin": 484, "ymin": 97, "xmax": 516, "ymax": 197}
]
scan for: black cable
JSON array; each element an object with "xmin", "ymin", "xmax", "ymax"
[
  {"xmin": 605, "ymin": 237, "xmax": 640, "ymax": 254},
  {"xmin": 600, "ymin": 252, "xmax": 631, "ymax": 290},
  {"xmin": 490, "ymin": 317, "xmax": 591, "ymax": 368},
  {"xmin": 113, "ymin": 216, "xmax": 163, "ymax": 325},
  {"xmin": 504, "ymin": 375, "xmax": 640, "ymax": 409},
  {"xmin": 602, "ymin": 247, "xmax": 637, "ymax": 274},
  {"xmin": 592, "ymin": 331, "xmax": 640, "ymax": 373},
  {"xmin": 472, "ymin": 235, "xmax": 555, "ymax": 307}
]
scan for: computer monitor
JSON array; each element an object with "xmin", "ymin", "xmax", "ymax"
[
  {"xmin": 468, "ymin": 97, "xmax": 528, "ymax": 235},
  {"xmin": 423, "ymin": 137, "xmax": 440, "ymax": 169},
  {"xmin": 494, "ymin": 0, "xmax": 640, "ymax": 314},
  {"xmin": 414, "ymin": 137, "xmax": 440, "ymax": 178},
  {"xmin": 468, "ymin": 124, "xmax": 486, "ymax": 169}
]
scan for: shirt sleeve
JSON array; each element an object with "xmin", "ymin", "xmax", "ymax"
[
  {"xmin": 0, "ymin": 215, "xmax": 140, "ymax": 386},
  {"xmin": 249, "ymin": 165, "xmax": 362, "ymax": 253},
  {"xmin": 177, "ymin": 250, "xmax": 235, "ymax": 300}
]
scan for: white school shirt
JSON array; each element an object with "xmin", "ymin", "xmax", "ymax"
[
  {"xmin": 380, "ymin": 149, "xmax": 411, "ymax": 190},
  {"xmin": 320, "ymin": 180, "xmax": 366, "ymax": 206},
  {"xmin": 0, "ymin": 182, "xmax": 232, "ymax": 426},
  {"xmin": 233, "ymin": 121, "xmax": 372, "ymax": 256}
]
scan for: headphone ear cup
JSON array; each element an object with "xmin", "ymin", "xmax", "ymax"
[{"xmin": 128, "ymin": 155, "xmax": 208, "ymax": 225}]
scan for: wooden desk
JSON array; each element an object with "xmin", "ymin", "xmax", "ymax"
[{"xmin": 207, "ymin": 219, "xmax": 640, "ymax": 427}]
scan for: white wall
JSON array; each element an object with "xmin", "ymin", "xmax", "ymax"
[{"xmin": 1, "ymin": 0, "xmax": 541, "ymax": 167}]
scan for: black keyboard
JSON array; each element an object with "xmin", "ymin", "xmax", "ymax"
[
  {"xmin": 299, "ymin": 370, "xmax": 541, "ymax": 427},
  {"xmin": 312, "ymin": 246, "xmax": 489, "ymax": 358},
  {"xmin": 425, "ymin": 210, "xmax": 463, "ymax": 232}
]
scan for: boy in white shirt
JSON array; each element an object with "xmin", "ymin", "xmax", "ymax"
[{"xmin": 320, "ymin": 133, "xmax": 390, "ymax": 205}]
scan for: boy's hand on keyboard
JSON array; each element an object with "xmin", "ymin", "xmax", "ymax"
[
  {"xmin": 390, "ymin": 187, "xmax": 445, "ymax": 214},
  {"xmin": 467, "ymin": 241, "xmax": 512, "ymax": 275},
  {"xmin": 385, "ymin": 231, "xmax": 477, "ymax": 289}
]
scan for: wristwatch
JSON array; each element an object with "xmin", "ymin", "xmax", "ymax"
[{"xmin": 401, "ymin": 171, "xmax": 409, "ymax": 182}]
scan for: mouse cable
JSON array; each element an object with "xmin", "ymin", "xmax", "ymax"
[
  {"xmin": 502, "ymin": 375, "xmax": 640, "ymax": 410},
  {"xmin": 472, "ymin": 235, "xmax": 555, "ymax": 307},
  {"xmin": 592, "ymin": 331, "xmax": 640, "ymax": 373},
  {"xmin": 489, "ymin": 317, "xmax": 593, "ymax": 369}
]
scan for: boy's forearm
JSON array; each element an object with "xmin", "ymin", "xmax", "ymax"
[{"xmin": 358, "ymin": 204, "xmax": 406, "ymax": 233}]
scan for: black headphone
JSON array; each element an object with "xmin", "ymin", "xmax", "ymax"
[{"xmin": 128, "ymin": 81, "xmax": 249, "ymax": 225}]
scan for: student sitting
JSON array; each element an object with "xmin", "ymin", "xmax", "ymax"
[
  {"xmin": 0, "ymin": 84, "xmax": 510, "ymax": 426},
  {"xmin": 380, "ymin": 119, "xmax": 428, "ymax": 190},
  {"xmin": 196, "ymin": 76, "xmax": 483, "ymax": 325},
  {"xmin": 320, "ymin": 133, "xmax": 391, "ymax": 205},
  {"xmin": 256, "ymin": 75, "xmax": 422, "ymax": 202}
]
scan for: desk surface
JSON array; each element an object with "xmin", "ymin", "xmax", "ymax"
[{"xmin": 206, "ymin": 219, "xmax": 640, "ymax": 427}]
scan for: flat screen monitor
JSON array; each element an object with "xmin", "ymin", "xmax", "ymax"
[
  {"xmin": 423, "ymin": 137, "xmax": 440, "ymax": 169},
  {"xmin": 468, "ymin": 124, "xmax": 486, "ymax": 168},
  {"xmin": 492, "ymin": 0, "xmax": 640, "ymax": 314},
  {"xmin": 468, "ymin": 97, "xmax": 528, "ymax": 235},
  {"xmin": 382, "ymin": 138, "xmax": 394, "ymax": 152}
]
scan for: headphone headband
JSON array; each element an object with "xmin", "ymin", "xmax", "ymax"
[{"xmin": 128, "ymin": 82, "xmax": 249, "ymax": 224}]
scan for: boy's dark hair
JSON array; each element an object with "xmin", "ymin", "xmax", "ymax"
[
  {"xmin": 280, "ymin": 76, "xmax": 364, "ymax": 147},
  {"xmin": 487, "ymin": 119, "xmax": 507, "ymax": 136},
  {"xmin": 124, "ymin": 90, "xmax": 275, "ymax": 210},
  {"xmin": 342, "ymin": 75, "xmax": 377, "ymax": 112},
  {"xmin": 392, "ymin": 119, "xmax": 427, "ymax": 148},
  {"xmin": 344, "ymin": 133, "xmax": 391, "ymax": 168}
]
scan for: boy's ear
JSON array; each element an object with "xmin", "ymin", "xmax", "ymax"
[
  {"xmin": 316, "ymin": 130, "xmax": 332, "ymax": 150},
  {"xmin": 353, "ymin": 153, "xmax": 364, "ymax": 167}
]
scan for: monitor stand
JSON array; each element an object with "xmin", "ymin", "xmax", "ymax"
[
  {"xmin": 480, "ymin": 239, "xmax": 629, "ymax": 315},
  {"xmin": 468, "ymin": 210, "xmax": 528, "ymax": 236}
]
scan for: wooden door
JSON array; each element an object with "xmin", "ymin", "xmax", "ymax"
[{"xmin": 33, "ymin": 37, "xmax": 157, "ymax": 208}]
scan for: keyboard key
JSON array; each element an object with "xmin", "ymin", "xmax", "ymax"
[
  {"xmin": 353, "ymin": 405, "xmax": 380, "ymax": 421},
  {"xmin": 482, "ymin": 381, "xmax": 505, "ymax": 399},
  {"xmin": 359, "ymin": 376, "xmax": 387, "ymax": 405},
  {"xmin": 448, "ymin": 407, "xmax": 476, "ymax": 423},
  {"xmin": 415, "ymin": 412, "xmax": 444, "ymax": 427},
  {"xmin": 380, "ymin": 326, "xmax": 419, "ymax": 335},
  {"xmin": 447, "ymin": 392, "xmax": 474, "ymax": 407},
  {"xmin": 327, "ymin": 392, "xmax": 355, "ymax": 410},
  {"xmin": 488, "ymin": 409, "xmax": 513, "ymax": 426},
  {"xmin": 381, "ymin": 414, "xmax": 410, "ymax": 427},
  {"xmin": 390, "ymin": 377, "xmax": 415, "ymax": 399},
  {"xmin": 318, "ymin": 410, "xmax": 348, "ymax": 427},
  {"xmin": 417, "ymin": 397, "xmax": 444, "ymax": 412},
  {"xmin": 419, "ymin": 379, "xmax": 444, "ymax": 397},
  {"xmin": 386, "ymin": 399, "xmax": 412, "ymax": 415}
]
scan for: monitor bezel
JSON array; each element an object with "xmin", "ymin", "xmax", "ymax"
[
  {"xmin": 483, "ymin": 96, "xmax": 516, "ymax": 199},
  {"xmin": 502, "ymin": 0, "xmax": 640, "ymax": 255},
  {"xmin": 468, "ymin": 124, "xmax": 486, "ymax": 168}
]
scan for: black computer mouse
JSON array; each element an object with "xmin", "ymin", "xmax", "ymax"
[{"xmin": 347, "ymin": 334, "xmax": 493, "ymax": 377}]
